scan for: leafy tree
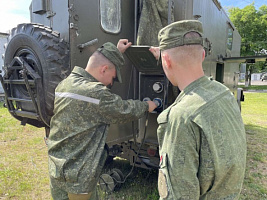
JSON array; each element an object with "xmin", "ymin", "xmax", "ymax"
[{"xmin": 228, "ymin": 3, "xmax": 267, "ymax": 85}]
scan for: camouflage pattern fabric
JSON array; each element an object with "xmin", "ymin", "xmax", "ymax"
[
  {"xmin": 97, "ymin": 42, "xmax": 124, "ymax": 83},
  {"xmin": 157, "ymin": 76, "xmax": 247, "ymax": 199},
  {"xmin": 48, "ymin": 66, "xmax": 148, "ymax": 197},
  {"xmin": 137, "ymin": 0, "xmax": 174, "ymax": 46},
  {"xmin": 50, "ymin": 178, "xmax": 98, "ymax": 200},
  {"xmin": 158, "ymin": 20, "xmax": 204, "ymax": 51}
]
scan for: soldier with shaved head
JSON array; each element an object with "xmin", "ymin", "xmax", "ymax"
[
  {"xmin": 48, "ymin": 39, "xmax": 157, "ymax": 200},
  {"xmin": 150, "ymin": 20, "xmax": 246, "ymax": 200}
]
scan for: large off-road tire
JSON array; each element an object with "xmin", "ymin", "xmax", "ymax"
[{"xmin": 4, "ymin": 23, "xmax": 70, "ymax": 125}]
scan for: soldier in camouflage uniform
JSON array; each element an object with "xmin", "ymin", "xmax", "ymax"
[
  {"xmin": 151, "ymin": 20, "xmax": 247, "ymax": 199},
  {"xmin": 47, "ymin": 39, "xmax": 157, "ymax": 200}
]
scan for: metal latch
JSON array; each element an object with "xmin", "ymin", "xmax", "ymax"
[{"xmin": 70, "ymin": 23, "xmax": 78, "ymax": 30}]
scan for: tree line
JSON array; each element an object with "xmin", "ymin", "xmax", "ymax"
[{"xmin": 228, "ymin": 3, "xmax": 267, "ymax": 84}]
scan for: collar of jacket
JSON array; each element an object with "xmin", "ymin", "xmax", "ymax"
[
  {"xmin": 72, "ymin": 66, "xmax": 99, "ymax": 82},
  {"xmin": 175, "ymin": 75, "xmax": 210, "ymax": 103}
]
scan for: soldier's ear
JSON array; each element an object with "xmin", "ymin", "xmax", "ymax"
[
  {"xmin": 202, "ymin": 49, "xmax": 205, "ymax": 61},
  {"xmin": 100, "ymin": 65, "xmax": 108, "ymax": 74},
  {"xmin": 162, "ymin": 54, "xmax": 171, "ymax": 70}
]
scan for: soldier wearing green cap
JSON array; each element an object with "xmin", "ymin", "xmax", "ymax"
[
  {"xmin": 47, "ymin": 39, "xmax": 157, "ymax": 200},
  {"xmin": 151, "ymin": 20, "xmax": 246, "ymax": 199}
]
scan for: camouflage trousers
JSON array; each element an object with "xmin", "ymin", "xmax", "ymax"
[{"xmin": 50, "ymin": 177, "xmax": 98, "ymax": 200}]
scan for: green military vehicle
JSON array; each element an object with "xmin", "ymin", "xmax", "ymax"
[{"xmin": 1, "ymin": 0, "xmax": 245, "ymax": 187}]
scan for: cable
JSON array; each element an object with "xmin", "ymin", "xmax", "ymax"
[
  {"xmin": 115, "ymin": 111, "xmax": 149, "ymax": 184},
  {"xmin": 127, "ymin": 65, "xmax": 134, "ymax": 99},
  {"xmin": 99, "ymin": 112, "xmax": 149, "ymax": 188}
]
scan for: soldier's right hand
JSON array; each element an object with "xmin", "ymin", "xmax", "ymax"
[
  {"xmin": 117, "ymin": 39, "xmax": 132, "ymax": 53},
  {"xmin": 147, "ymin": 101, "xmax": 158, "ymax": 112}
]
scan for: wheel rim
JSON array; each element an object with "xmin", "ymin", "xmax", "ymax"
[{"xmin": 11, "ymin": 47, "xmax": 42, "ymax": 97}]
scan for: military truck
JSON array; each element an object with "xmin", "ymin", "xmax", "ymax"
[{"xmin": 1, "ymin": 0, "xmax": 244, "ymax": 179}]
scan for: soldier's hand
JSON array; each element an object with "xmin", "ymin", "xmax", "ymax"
[
  {"xmin": 147, "ymin": 101, "xmax": 158, "ymax": 113},
  {"xmin": 117, "ymin": 39, "xmax": 132, "ymax": 53},
  {"xmin": 149, "ymin": 46, "xmax": 160, "ymax": 60}
]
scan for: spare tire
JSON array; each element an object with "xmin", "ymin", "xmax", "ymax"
[{"xmin": 4, "ymin": 23, "xmax": 70, "ymax": 126}]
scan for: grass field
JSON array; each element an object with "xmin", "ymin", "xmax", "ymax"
[
  {"xmin": 238, "ymin": 85, "xmax": 267, "ymax": 91},
  {"xmin": 0, "ymin": 92, "xmax": 266, "ymax": 200},
  {"xmin": 0, "ymin": 102, "xmax": 50, "ymax": 199},
  {"xmin": 239, "ymin": 93, "xmax": 267, "ymax": 200}
]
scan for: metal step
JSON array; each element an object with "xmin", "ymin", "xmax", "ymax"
[
  {"xmin": 7, "ymin": 97, "xmax": 33, "ymax": 103},
  {"xmin": 10, "ymin": 110, "xmax": 39, "ymax": 120},
  {"xmin": 3, "ymin": 79, "xmax": 35, "ymax": 85}
]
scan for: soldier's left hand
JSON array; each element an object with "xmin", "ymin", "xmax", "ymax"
[
  {"xmin": 117, "ymin": 39, "xmax": 132, "ymax": 53},
  {"xmin": 149, "ymin": 46, "xmax": 160, "ymax": 60}
]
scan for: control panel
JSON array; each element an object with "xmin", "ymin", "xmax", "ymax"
[{"xmin": 139, "ymin": 74, "xmax": 166, "ymax": 113}]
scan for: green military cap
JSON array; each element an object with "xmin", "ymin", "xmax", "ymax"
[
  {"xmin": 158, "ymin": 20, "xmax": 204, "ymax": 51},
  {"xmin": 97, "ymin": 42, "xmax": 125, "ymax": 83}
]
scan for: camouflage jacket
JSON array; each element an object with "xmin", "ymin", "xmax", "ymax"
[
  {"xmin": 48, "ymin": 66, "xmax": 148, "ymax": 194},
  {"xmin": 157, "ymin": 76, "xmax": 246, "ymax": 200}
]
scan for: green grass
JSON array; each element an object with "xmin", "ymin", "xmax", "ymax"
[
  {"xmin": 98, "ymin": 158, "xmax": 159, "ymax": 200},
  {"xmin": 238, "ymin": 84, "xmax": 267, "ymax": 90},
  {"xmin": 239, "ymin": 93, "xmax": 267, "ymax": 200},
  {"xmin": 0, "ymin": 101, "xmax": 50, "ymax": 200},
  {"xmin": 0, "ymin": 93, "xmax": 267, "ymax": 199}
]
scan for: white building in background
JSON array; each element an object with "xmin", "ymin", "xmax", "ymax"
[
  {"xmin": 0, "ymin": 33, "xmax": 8, "ymax": 94},
  {"xmin": 239, "ymin": 63, "xmax": 262, "ymax": 81},
  {"xmin": 239, "ymin": 63, "xmax": 246, "ymax": 81},
  {"xmin": 251, "ymin": 73, "xmax": 262, "ymax": 81}
]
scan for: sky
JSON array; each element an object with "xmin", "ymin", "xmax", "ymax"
[
  {"xmin": 1, "ymin": 0, "xmax": 267, "ymax": 33},
  {"xmin": 219, "ymin": 0, "xmax": 267, "ymax": 9},
  {"xmin": 0, "ymin": 0, "xmax": 31, "ymax": 33}
]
